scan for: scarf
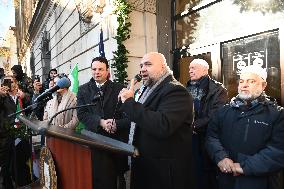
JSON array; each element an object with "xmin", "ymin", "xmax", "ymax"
[
  {"xmin": 187, "ymin": 75, "xmax": 209, "ymax": 119},
  {"xmin": 230, "ymin": 92, "xmax": 267, "ymax": 110},
  {"xmin": 128, "ymin": 71, "xmax": 171, "ymax": 145}
]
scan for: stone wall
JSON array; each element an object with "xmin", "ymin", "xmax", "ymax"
[{"xmin": 30, "ymin": 0, "xmax": 157, "ymax": 85}]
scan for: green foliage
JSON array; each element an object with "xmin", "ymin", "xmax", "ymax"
[
  {"xmin": 233, "ymin": 0, "xmax": 284, "ymax": 14},
  {"xmin": 112, "ymin": 0, "xmax": 132, "ymax": 85},
  {"xmin": 4, "ymin": 120, "xmax": 32, "ymax": 140},
  {"xmin": 75, "ymin": 122, "xmax": 85, "ymax": 134}
]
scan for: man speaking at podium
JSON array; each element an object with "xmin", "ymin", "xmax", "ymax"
[
  {"xmin": 77, "ymin": 57, "xmax": 130, "ymax": 189},
  {"xmin": 118, "ymin": 52, "xmax": 194, "ymax": 189}
]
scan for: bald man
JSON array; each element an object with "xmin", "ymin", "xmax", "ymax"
[
  {"xmin": 187, "ymin": 59, "xmax": 227, "ymax": 189},
  {"xmin": 206, "ymin": 65, "xmax": 284, "ymax": 189},
  {"xmin": 119, "ymin": 52, "xmax": 194, "ymax": 189}
]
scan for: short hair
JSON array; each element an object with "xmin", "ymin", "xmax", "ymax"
[
  {"xmin": 190, "ymin": 59, "xmax": 209, "ymax": 69},
  {"xmin": 91, "ymin": 57, "xmax": 109, "ymax": 69}
]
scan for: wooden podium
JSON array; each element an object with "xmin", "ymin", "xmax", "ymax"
[
  {"xmin": 46, "ymin": 136, "xmax": 92, "ymax": 189},
  {"xmin": 18, "ymin": 115, "xmax": 135, "ymax": 189}
]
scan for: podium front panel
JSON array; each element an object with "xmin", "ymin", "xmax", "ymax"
[{"xmin": 46, "ymin": 136, "xmax": 93, "ymax": 189}]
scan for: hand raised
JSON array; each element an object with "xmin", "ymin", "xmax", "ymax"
[{"xmin": 118, "ymin": 79, "xmax": 135, "ymax": 103}]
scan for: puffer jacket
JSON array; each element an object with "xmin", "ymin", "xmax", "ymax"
[{"xmin": 206, "ymin": 97, "xmax": 284, "ymax": 189}]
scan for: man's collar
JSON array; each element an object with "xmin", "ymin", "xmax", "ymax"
[{"xmin": 95, "ymin": 80, "xmax": 107, "ymax": 88}]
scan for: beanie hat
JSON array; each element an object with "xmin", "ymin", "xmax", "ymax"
[{"xmin": 240, "ymin": 65, "xmax": 267, "ymax": 81}]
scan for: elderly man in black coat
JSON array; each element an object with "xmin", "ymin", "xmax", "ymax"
[
  {"xmin": 119, "ymin": 52, "xmax": 194, "ymax": 189},
  {"xmin": 206, "ymin": 65, "xmax": 284, "ymax": 189},
  {"xmin": 77, "ymin": 57, "xmax": 130, "ymax": 189},
  {"xmin": 187, "ymin": 59, "xmax": 228, "ymax": 189}
]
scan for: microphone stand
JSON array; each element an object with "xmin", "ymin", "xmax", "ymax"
[
  {"xmin": 44, "ymin": 103, "xmax": 139, "ymax": 157},
  {"xmin": 8, "ymin": 95, "xmax": 53, "ymax": 118},
  {"xmin": 8, "ymin": 96, "xmax": 52, "ymax": 185},
  {"xmin": 48, "ymin": 103, "xmax": 97, "ymax": 126}
]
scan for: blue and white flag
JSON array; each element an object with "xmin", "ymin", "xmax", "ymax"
[{"xmin": 99, "ymin": 28, "xmax": 105, "ymax": 57}]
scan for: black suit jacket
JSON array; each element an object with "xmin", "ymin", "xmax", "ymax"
[
  {"xmin": 121, "ymin": 75, "xmax": 194, "ymax": 189},
  {"xmin": 77, "ymin": 78, "xmax": 129, "ymax": 141},
  {"xmin": 77, "ymin": 78, "xmax": 130, "ymax": 189}
]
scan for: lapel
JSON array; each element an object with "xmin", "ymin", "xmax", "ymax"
[
  {"xmin": 143, "ymin": 75, "xmax": 173, "ymax": 107},
  {"xmin": 89, "ymin": 78, "xmax": 101, "ymax": 102},
  {"xmin": 102, "ymin": 80, "xmax": 113, "ymax": 106}
]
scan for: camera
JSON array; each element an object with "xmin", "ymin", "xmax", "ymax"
[{"xmin": 35, "ymin": 75, "xmax": 40, "ymax": 82}]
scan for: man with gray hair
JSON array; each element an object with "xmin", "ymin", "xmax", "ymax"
[
  {"xmin": 206, "ymin": 65, "xmax": 284, "ymax": 189},
  {"xmin": 119, "ymin": 52, "xmax": 194, "ymax": 189},
  {"xmin": 186, "ymin": 58, "xmax": 227, "ymax": 189}
]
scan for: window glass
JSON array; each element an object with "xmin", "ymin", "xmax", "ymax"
[{"xmin": 221, "ymin": 30, "xmax": 280, "ymax": 102}]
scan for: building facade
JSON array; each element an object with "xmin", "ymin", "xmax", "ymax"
[
  {"xmin": 0, "ymin": 27, "xmax": 18, "ymax": 75},
  {"xmin": 15, "ymin": 0, "xmax": 284, "ymax": 105},
  {"xmin": 15, "ymin": 0, "xmax": 157, "ymax": 84},
  {"xmin": 170, "ymin": 0, "xmax": 284, "ymax": 105}
]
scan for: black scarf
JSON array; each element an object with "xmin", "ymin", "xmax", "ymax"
[{"xmin": 187, "ymin": 75, "xmax": 209, "ymax": 118}]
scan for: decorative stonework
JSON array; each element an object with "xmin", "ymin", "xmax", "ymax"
[
  {"xmin": 75, "ymin": 0, "xmax": 109, "ymax": 35},
  {"xmin": 40, "ymin": 146, "xmax": 57, "ymax": 189},
  {"xmin": 75, "ymin": 0, "xmax": 95, "ymax": 24},
  {"xmin": 128, "ymin": 0, "xmax": 156, "ymax": 14},
  {"xmin": 145, "ymin": 0, "xmax": 156, "ymax": 14}
]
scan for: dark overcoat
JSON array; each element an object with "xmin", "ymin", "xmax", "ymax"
[
  {"xmin": 121, "ymin": 75, "xmax": 194, "ymax": 189},
  {"xmin": 77, "ymin": 78, "xmax": 130, "ymax": 189}
]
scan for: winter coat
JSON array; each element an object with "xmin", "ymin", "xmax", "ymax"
[
  {"xmin": 0, "ymin": 94, "xmax": 16, "ymax": 167},
  {"xmin": 77, "ymin": 78, "xmax": 130, "ymax": 189},
  {"xmin": 206, "ymin": 97, "xmax": 284, "ymax": 189},
  {"xmin": 121, "ymin": 75, "xmax": 194, "ymax": 189},
  {"xmin": 186, "ymin": 77, "xmax": 228, "ymax": 133},
  {"xmin": 44, "ymin": 90, "xmax": 78, "ymax": 129},
  {"xmin": 77, "ymin": 78, "xmax": 130, "ymax": 140}
]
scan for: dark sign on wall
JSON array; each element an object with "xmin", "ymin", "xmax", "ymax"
[{"xmin": 221, "ymin": 30, "xmax": 281, "ymax": 103}]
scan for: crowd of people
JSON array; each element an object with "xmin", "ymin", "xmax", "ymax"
[{"xmin": 0, "ymin": 52, "xmax": 284, "ymax": 189}]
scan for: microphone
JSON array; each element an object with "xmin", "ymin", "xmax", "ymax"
[
  {"xmin": 134, "ymin": 74, "xmax": 142, "ymax": 85},
  {"xmin": 113, "ymin": 74, "xmax": 142, "ymax": 122},
  {"xmin": 92, "ymin": 90, "xmax": 104, "ymax": 103},
  {"xmin": 34, "ymin": 77, "xmax": 71, "ymax": 102}
]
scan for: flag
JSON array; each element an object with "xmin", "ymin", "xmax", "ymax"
[
  {"xmin": 99, "ymin": 28, "xmax": 105, "ymax": 57},
  {"xmin": 69, "ymin": 63, "xmax": 79, "ymax": 95},
  {"xmin": 68, "ymin": 63, "xmax": 86, "ymax": 133}
]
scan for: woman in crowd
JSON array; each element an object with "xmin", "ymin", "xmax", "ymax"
[{"xmin": 43, "ymin": 74, "xmax": 78, "ymax": 129}]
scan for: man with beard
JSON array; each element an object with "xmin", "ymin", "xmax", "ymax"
[
  {"xmin": 206, "ymin": 65, "xmax": 284, "ymax": 189},
  {"xmin": 118, "ymin": 52, "xmax": 194, "ymax": 189}
]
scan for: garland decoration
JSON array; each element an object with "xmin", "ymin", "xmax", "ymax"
[
  {"xmin": 112, "ymin": 0, "xmax": 132, "ymax": 85},
  {"xmin": 233, "ymin": 0, "xmax": 284, "ymax": 14}
]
